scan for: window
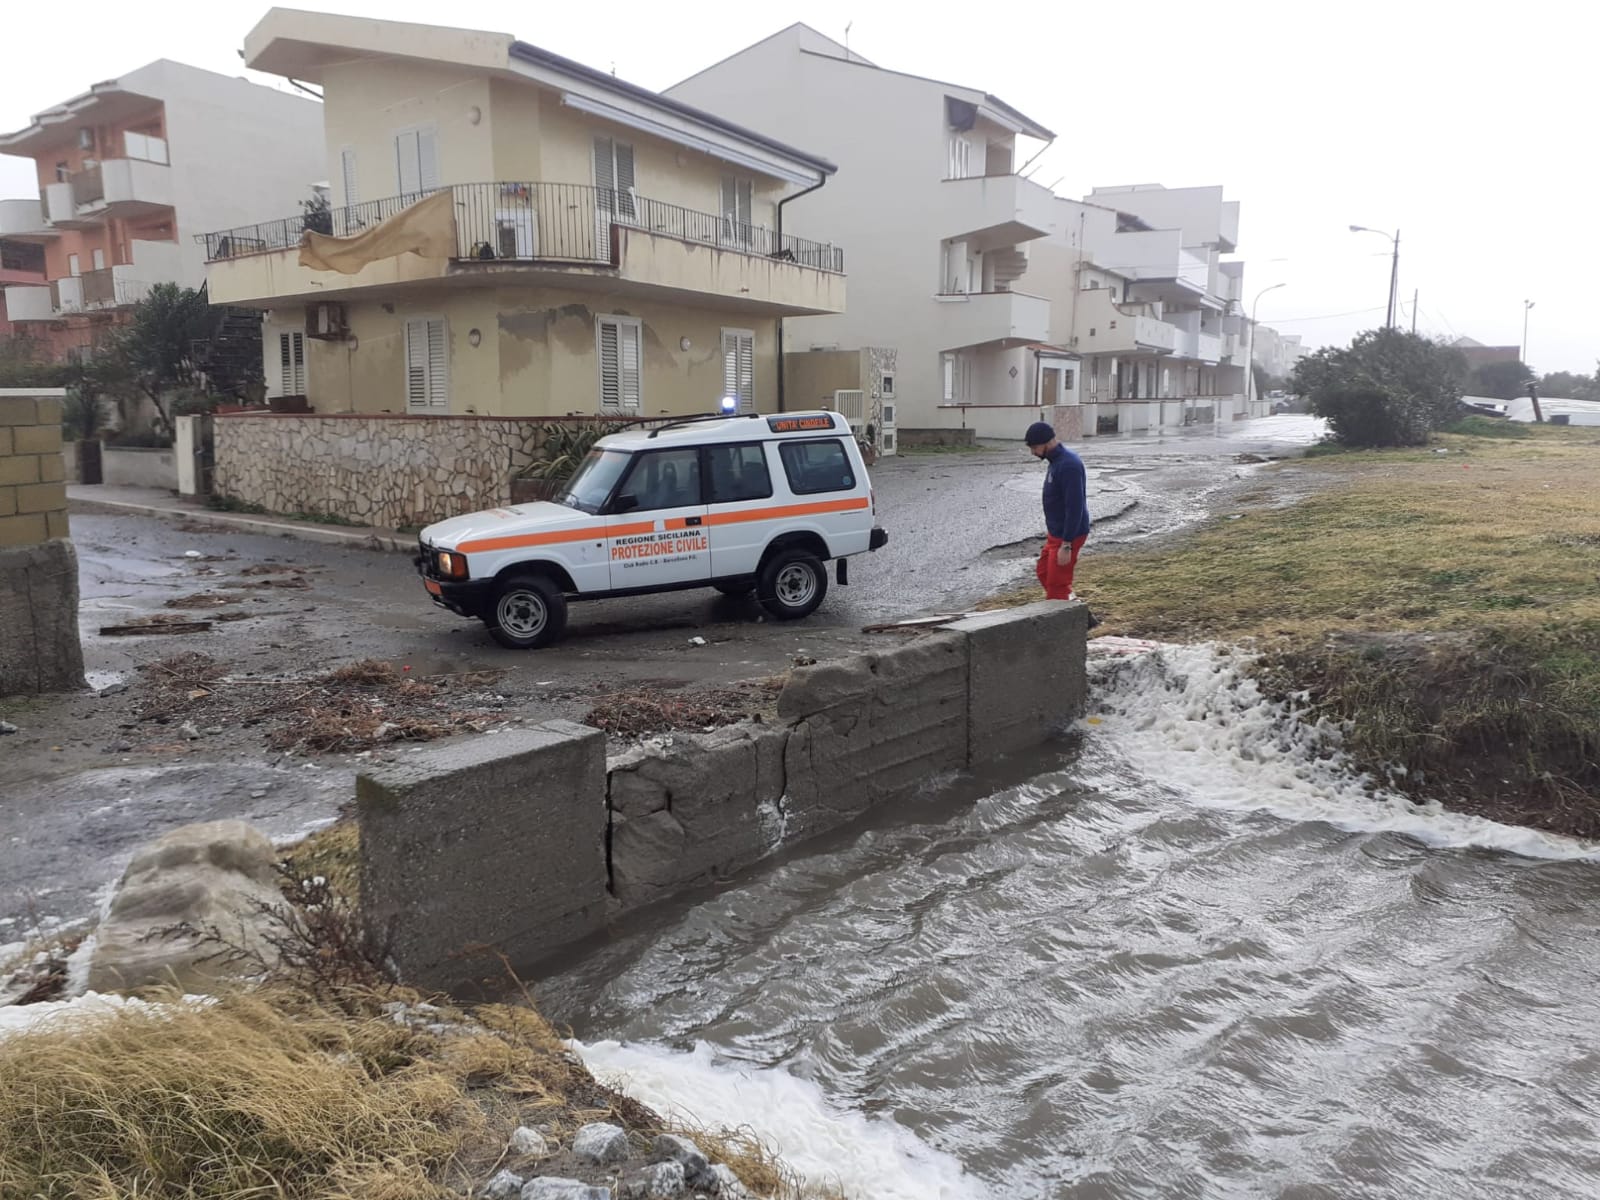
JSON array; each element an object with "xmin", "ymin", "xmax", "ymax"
[
  {"xmin": 67, "ymin": 253, "xmax": 80, "ymax": 277},
  {"xmin": 340, "ymin": 148, "xmax": 358, "ymax": 207},
  {"xmin": 593, "ymin": 136, "xmax": 636, "ymax": 220},
  {"xmin": 277, "ymin": 332, "xmax": 306, "ymax": 396},
  {"xmin": 780, "ymin": 439, "xmax": 855, "ymax": 495},
  {"xmin": 394, "ymin": 127, "xmax": 439, "ymax": 196},
  {"xmin": 495, "ymin": 208, "xmax": 535, "ymax": 258},
  {"xmin": 597, "ymin": 315, "xmax": 641, "ymax": 414},
  {"xmin": 946, "ymin": 134, "xmax": 970, "ymax": 180},
  {"xmin": 721, "ymin": 327, "xmax": 754, "ymax": 414},
  {"xmin": 1062, "ymin": 369, "xmax": 1076, "ymax": 390},
  {"xmin": 880, "ymin": 374, "xmax": 895, "ymax": 397},
  {"xmin": 404, "ymin": 317, "xmax": 448, "ymax": 410},
  {"xmin": 706, "ymin": 443, "xmax": 772, "ymax": 504},
  {"xmin": 55, "ymin": 161, "xmax": 69, "ymax": 182},
  {"xmin": 942, "ymin": 352, "xmax": 955, "ymax": 401},
  {"xmin": 617, "ymin": 447, "xmax": 700, "ymax": 511},
  {"xmin": 721, "ymin": 176, "xmax": 753, "ymax": 241},
  {"xmin": 91, "ymin": 248, "xmax": 105, "ymax": 270}
]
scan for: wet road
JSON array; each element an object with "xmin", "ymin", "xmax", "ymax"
[
  {"xmin": 540, "ymin": 641, "xmax": 1600, "ymax": 1200},
  {"xmin": 2, "ymin": 414, "xmax": 1323, "ymax": 941}
]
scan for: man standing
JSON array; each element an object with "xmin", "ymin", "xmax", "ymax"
[{"xmin": 1024, "ymin": 421, "xmax": 1089, "ymax": 600}]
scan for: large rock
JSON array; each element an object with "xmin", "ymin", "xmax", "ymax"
[
  {"xmin": 571, "ymin": 1122, "xmax": 631, "ymax": 1165},
  {"xmin": 87, "ymin": 820, "xmax": 286, "ymax": 994}
]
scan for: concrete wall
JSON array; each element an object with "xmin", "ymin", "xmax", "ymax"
[
  {"xmin": 101, "ymin": 445, "xmax": 177, "ymax": 490},
  {"xmin": 0, "ymin": 388, "xmax": 83, "ymax": 696},
  {"xmin": 358, "ymin": 600, "xmax": 1089, "ymax": 991},
  {"xmin": 259, "ymin": 285, "xmax": 780, "ymax": 420}
]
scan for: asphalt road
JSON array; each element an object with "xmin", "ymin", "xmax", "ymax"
[{"xmin": 0, "ymin": 413, "xmax": 1327, "ymax": 939}]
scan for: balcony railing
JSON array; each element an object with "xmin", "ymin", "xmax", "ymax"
[
  {"xmin": 200, "ymin": 182, "xmax": 845, "ymax": 274},
  {"xmin": 71, "ymin": 165, "xmax": 104, "ymax": 208}
]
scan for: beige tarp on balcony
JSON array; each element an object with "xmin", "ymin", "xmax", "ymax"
[{"xmin": 297, "ymin": 190, "xmax": 455, "ymax": 275}]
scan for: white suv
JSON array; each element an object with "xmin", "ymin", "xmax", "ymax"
[{"xmin": 416, "ymin": 411, "xmax": 888, "ymax": 649}]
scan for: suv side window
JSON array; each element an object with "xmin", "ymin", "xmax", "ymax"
[
  {"xmin": 706, "ymin": 443, "xmax": 773, "ymax": 504},
  {"xmin": 615, "ymin": 447, "xmax": 701, "ymax": 511},
  {"xmin": 778, "ymin": 439, "xmax": 856, "ymax": 495}
]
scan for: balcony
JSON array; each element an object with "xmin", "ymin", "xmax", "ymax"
[
  {"xmin": 51, "ymin": 276, "xmax": 85, "ymax": 314},
  {"xmin": 933, "ymin": 289, "xmax": 1051, "ymax": 350},
  {"xmin": 70, "ymin": 157, "xmax": 173, "ymax": 220},
  {"xmin": 201, "ymin": 182, "xmax": 845, "ymax": 316},
  {"xmin": 3, "ymin": 284, "xmax": 54, "ymax": 322},
  {"xmin": 1073, "ymin": 288, "xmax": 1178, "ymax": 356},
  {"xmin": 939, "ymin": 173, "xmax": 1057, "ymax": 250},
  {"xmin": 0, "ymin": 198, "xmax": 56, "ymax": 241}
]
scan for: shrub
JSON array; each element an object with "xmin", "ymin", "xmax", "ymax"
[{"xmin": 1292, "ymin": 328, "xmax": 1464, "ymax": 447}]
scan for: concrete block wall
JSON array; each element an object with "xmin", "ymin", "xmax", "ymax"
[
  {"xmin": 358, "ymin": 602, "xmax": 1088, "ymax": 991},
  {"xmin": 0, "ymin": 390, "xmax": 69, "ymax": 547}
]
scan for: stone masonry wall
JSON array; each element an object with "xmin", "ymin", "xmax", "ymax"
[
  {"xmin": 213, "ymin": 414, "xmax": 558, "ymax": 530},
  {"xmin": 0, "ymin": 388, "xmax": 83, "ymax": 696}
]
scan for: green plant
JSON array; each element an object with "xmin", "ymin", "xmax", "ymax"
[
  {"xmin": 1445, "ymin": 415, "xmax": 1531, "ymax": 439},
  {"xmin": 1292, "ymin": 328, "xmax": 1465, "ymax": 447},
  {"xmin": 169, "ymin": 387, "xmax": 218, "ymax": 418},
  {"xmin": 520, "ymin": 420, "xmax": 630, "ymax": 482}
]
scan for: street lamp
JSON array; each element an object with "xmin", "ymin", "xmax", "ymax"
[
  {"xmin": 1349, "ymin": 224, "xmax": 1400, "ymax": 328},
  {"xmin": 1246, "ymin": 282, "xmax": 1287, "ymax": 412},
  {"xmin": 1522, "ymin": 299, "xmax": 1535, "ymax": 365}
]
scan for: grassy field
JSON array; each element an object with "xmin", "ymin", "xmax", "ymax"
[{"xmin": 997, "ymin": 421, "xmax": 1600, "ymax": 833}]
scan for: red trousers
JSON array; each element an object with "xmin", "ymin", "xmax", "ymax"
[{"xmin": 1036, "ymin": 535, "xmax": 1086, "ymax": 600}]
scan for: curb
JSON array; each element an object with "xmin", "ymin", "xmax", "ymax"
[{"xmin": 69, "ymin": 495, "xmax": 415, "ymax": 555}]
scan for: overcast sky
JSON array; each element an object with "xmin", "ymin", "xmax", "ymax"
[{"xmin": 3, "ymin": 0, "xmax": 1592, "ymax": 372}]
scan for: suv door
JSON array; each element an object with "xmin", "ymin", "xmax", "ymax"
[
  {"xmin": 605, "ymin": 446, "xmax": 711, "ymax": 589},
  {"xmin": 703, "ymin": 440, "xmax": 776, "ymax": 579}
]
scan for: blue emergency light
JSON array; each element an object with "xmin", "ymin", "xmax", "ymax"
[{"xmin": 719, "ymin": 396, "xmax": 739, "ymax": 414}]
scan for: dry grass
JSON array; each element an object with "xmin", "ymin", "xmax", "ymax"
[{"xmin": 993, "ymin": 424, "xmax": 1600, "ymax": 828}]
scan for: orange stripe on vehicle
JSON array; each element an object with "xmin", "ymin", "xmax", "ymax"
[
  {"xmin": 458, "ymin": 521, "xmax": 653, "ymax": 554},
  {"xmin": 663, "ymin": 497, "xmax": 869, "ymax": 531}
]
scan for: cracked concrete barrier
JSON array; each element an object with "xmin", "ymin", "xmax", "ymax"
[
  {"xmin": 948, "ymin": 600, "xmax": 1090, "ymax": 759},
  {"xmin": 777, "ymin": 632, "xmax": 971, "ymax": 839},
  {"xmin": 607, "ymin": 723, "xmax": 789, "ymax": 909},
  {"xmin": 357, "ymin": 720, "xmax": 607, "ymax": 993}
]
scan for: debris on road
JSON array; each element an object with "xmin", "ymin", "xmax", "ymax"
[
  {"xmin": 0, "ymin": 721, "xmax": 17, "ymax": 735},
  {"xmin": 584, "ymin": 681, "xmax": 779, "ymax": 739},
  {"xmin": 164, "ymin": 592, "xmax": 241, "ymax": 610},
  {"xmin": 101, "ymin": 616, "xmax": 215, "ymax": 636},
  {"xmin": 135, "ymin": 654, "xmax": 508, "ymax": 755}
]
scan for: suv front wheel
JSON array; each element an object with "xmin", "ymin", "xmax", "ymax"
[
  {"xmin": 757, "ymin": 548, "xmax": 828, "ymax": 621},
  {"xmin": 488, "ymin": 574, "xmax": 568, "ymax": 649}
]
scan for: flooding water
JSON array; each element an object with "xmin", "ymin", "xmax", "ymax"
[{"xmin": 539, "ymin": 643, "xmax": 1600, "ymax": 1199}]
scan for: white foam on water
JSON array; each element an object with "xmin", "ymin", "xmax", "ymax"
[
  {"xmin": 1087, "ymin": 640, "xmax": 1600, "ymax": 862},
  {"xmin": 572, "ymin": 1038, "xmax": 982, "ymax": 1200}
]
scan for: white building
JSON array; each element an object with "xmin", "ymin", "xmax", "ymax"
[
  {"xmin": 0, "ymin": 59, "xmax": 324, "ymax": 360},
  {"xmin": 1252, "ymin": 325, "xmax": 1308, "ymax": 381},
  {"xmin": 1019, "ymin": 184, "xmax": 1253, "ymax": 437},
  {"xmin": 669, "ymin": 24, "xmax": 1065, "ymax": 445}
]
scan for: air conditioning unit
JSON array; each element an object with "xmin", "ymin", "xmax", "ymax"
[
  {"xmin": 306, "ymin": 302, "xmax": 349, "ymax": 341},
  {"xmin": 832, "ymin": 389, "xmax": 866, "ymax": 433}
]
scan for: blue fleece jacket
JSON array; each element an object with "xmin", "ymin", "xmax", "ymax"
[{"xmin": 1042, "ymin": 444, "xmax": 1091, "ymax": 541}]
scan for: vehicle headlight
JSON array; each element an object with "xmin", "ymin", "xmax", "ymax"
[{"xmin": 437, "ymin": 551, "xmax": 468, "ymax": 579}]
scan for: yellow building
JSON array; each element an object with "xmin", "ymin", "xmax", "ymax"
[{"xmin": 203, "ymin": 9, "xmax": 845, "ymax": 419}]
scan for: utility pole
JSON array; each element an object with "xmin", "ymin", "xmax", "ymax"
[
  {"xmin": 1411, "ymin": 288, "xmax": 1418, "ymax": 335},
  {"xmin": 1386, "ymin": 230, "xmax": 1401, "ymax": 328},
  {"xmin": 1522, "ymin": 299, "xmax": 1535, "ymax": 364},
  {"xmin": 1527, "ymin": 379, "xmax": 1544, "ymax": 424}
]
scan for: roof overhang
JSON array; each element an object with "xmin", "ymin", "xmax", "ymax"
[
  {"xmin": 240, "ymin": 10, "xmax": 835, "ymax": 186},
  {"xmin": 0, "ymin": 82, "xmax": 163, "ymax": 154}
]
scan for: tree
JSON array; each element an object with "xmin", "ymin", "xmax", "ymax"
[
  {"xmin": 1468, "ymin": 358, "xmax": 1535, "ymax": 400},
  {"xmin": 1536, "ymin": 365, "xmax": 1599, "ymax": 402},
  {"xmin": 110, "ymin": 283, "xmax": 222, "ymax": 435},
  {"xmin": 1291, "ymin": 328, "xmax": 1464, "ymax": 447}
]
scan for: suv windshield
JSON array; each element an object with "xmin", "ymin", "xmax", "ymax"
[{"xmin": 560, "ymin": 447, "xmax": 631, "ymax": 514}]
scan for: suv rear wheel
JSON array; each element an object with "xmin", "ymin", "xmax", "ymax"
[
  {"xmin": 488, "ymin": 574, "xmax": 568, "ymax": 649},
  {"xmin": 757, "ymin": 548, "xmax": 827, "ymax": 621}
]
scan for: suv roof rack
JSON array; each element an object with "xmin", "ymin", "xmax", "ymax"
[{"xmin": 646, "ymin": 412, "xmax": 762, "ymax": 439}]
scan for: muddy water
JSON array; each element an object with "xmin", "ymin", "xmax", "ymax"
[{"xmin": 540, "ymin": 644, "xmax": 1600, "ymax": 1199}]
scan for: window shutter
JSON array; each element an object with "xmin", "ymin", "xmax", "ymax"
[
  {"xmin": 614, "ymin": 142, "xmax": 636, "ymax": 218},
  {"xmin": 738, "ymin": 179, "xmax": 752, "ymax": 224},
  {"xmin": 279, "ymin": 333, "xmax": 292, "ymax": 395},
  {"xmin": 593, "ymin": 136, "xmax": 615, "ymax": 196},
  {"xmin": 737, "ymin": 332, "xmax": 753, "ymax": 413},
  {"xmin": 396, "ymin": 130, "xmax": 420, "ymax": 194},
  {"xmin": 405, "ymin": 320, "xmax": 428, "ymax": 409},
  {"xmin": 598, "ymin": 320, "xmax": 621, "ymax": 413},
  {"xmin": 425, "ymin": 319, "xmax": 447, "ymax": 407},
  {"xmin": 721, "ymin": 328, "xmax": 737, "ymax": 400},
  {"xmin": 619, "ymin": 321, "xmax": 641, "ymax": 412},
  {"xmin": 417, "ymin": 128, "xmax": 439, "ymax": 192},
  {"xmin": 341, "ymin": 148, "xmax": 358, "ymax": 207}
]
